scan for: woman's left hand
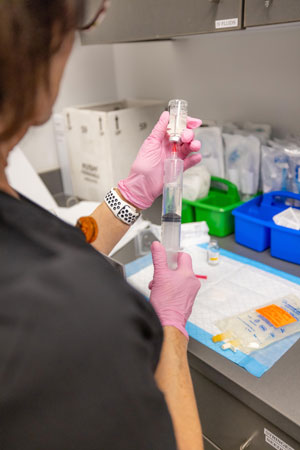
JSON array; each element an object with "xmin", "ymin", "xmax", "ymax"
[{"xmin": 118, "ymin": 111, "xmax": 202, "ymax": 210}]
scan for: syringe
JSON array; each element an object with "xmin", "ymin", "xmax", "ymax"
[{"xmin": 161, "ymin": 100, "xmax": 188, "ymax": 269}]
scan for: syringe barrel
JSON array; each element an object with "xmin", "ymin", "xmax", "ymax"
[
  {"xmin": 161, "ymin": 157, "xmax": 184, "ymax": 269},
  {"xmin": 162, "ymin": 157, "xmax": 183, "ymax": 217},
  {"xmin": 168, "ymin": 99, "xmax": 188, "ymax": 142}
]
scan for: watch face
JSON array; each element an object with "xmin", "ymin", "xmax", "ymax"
[{"xmin": 100, "ymin": 253, "xmax": 125, "ymax": 278}]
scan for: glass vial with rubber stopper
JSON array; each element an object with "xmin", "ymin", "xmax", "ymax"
[
  {"xmin": 207, "ymin": 239, "xmax": 220, "ymax": 265},
  {"xmin": 167, "ymin": 99, "xmax": 188, "ymax": 142}
]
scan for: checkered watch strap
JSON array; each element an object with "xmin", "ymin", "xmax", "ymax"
[{"xmin": 104, "ymin": 189, "xmax": 140, "ymax": 225}]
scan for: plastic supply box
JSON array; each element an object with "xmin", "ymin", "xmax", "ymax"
[
  {"xmin": 64, "ymin": 99, "xmax": 165, "ymax": 201},
  {"xmin": 182, "ymin": 177, "xmax": 243, "ymax": 237},
  {"xmin": 233, "ymin": 191, "xmax": 300, "ymax": 264}
]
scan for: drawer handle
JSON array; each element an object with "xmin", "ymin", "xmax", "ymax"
[
  {"xmin": 240, "ymin": 431, "xmax": 259, "ymax": 450},
  {"xmin": 264, "ymin": 0, "xmax": 272, "ymax": 7}
]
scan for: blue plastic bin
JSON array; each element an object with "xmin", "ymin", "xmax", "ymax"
[{"xmin": 233, "ymin": 191, "xmax": 300, "ymax": 264}]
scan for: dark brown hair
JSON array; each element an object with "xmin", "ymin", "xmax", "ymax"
[{"xmin": 0, "ymin": 0, "xmax": 85, "ymax": 142}]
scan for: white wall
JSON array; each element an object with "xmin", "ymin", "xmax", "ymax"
[
  {"xmin": 20, "ymin": 35, "xmax": 117, "ymax": 173},
  {"xmin": 114, "ymin": 23, "xmax": 300, "ymax": 137}
]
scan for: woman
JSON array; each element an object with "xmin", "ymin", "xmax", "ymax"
[{"xmin": 0, "ymin": 1, "xmax": 204, "ymax": 449}]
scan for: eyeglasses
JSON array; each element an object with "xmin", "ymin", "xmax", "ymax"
[{"xmin": 78, "ymin": 0, "xmax": 110, "ymax": 31}]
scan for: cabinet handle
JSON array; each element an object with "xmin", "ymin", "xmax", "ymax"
[
  {"xmin": 209, "ymin": 0, "xmax": 220, "ymax": 3},
  {"xmin": 264, "ymin": 0, "xmax": 272, "ymax": 7},
  {"xmin": 240, "ymin": 431, "xmax": 258, "ymax": 450}
]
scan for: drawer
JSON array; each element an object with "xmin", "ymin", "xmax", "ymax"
[{"xmin": 189, "ymin": 363, "xmax": 300, "ymax": 449}]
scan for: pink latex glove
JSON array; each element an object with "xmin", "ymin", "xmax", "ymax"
[
  {"xmin": 149, "ymin": 241, "xmax": 201, "ymax": 340},
  {"xmin": 118, "ymin": 111, "xmax": 202, "ymax": 210}
]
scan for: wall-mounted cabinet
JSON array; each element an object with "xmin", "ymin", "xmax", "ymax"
[
  {"xmin": 81, "ymin": 0, "xmax": 243, "ymax": 45},
  {"xmin": 244, "ymin": 0, "xmax": 300, "ymax": 27},
  {"xmin": 81, "ymin": 0, "xmax": 300, "ymax": 45}
]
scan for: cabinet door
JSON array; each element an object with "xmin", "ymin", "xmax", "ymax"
[
  {"xmin": 81, "ymin": 0, "xmax": 243, "ymax": 45},
  {"xmin": 188, "ymin": 364, "xmax": 300, "ymax": 450},
  {"xmin": 245, "ymin": 0, "xmax": 300, "ymax": 27}
]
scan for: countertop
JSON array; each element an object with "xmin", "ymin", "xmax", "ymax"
[
  {"xmin": 188, "ymin": 234, "xmax": 300, "ymax": 444},
  {"xmin": 113, "ymin": 197, "xmax": 300, "ymax": 443}
]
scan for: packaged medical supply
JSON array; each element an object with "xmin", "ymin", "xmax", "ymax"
[
  {"xmin": 194, "ymin": 126, "xmax": 224, "ymax": 178},
  {"xmin": 273, "ymin": 207, "xmax": 300, "ymax": 230},
  {"xmin": 149, "ymin": 221, "xmax": 210, "ymax": 248},
  {"xmin": 243, "ymin": 121, "xmax": 272, "ymax": 144},
  {"xmin": 221, "ymin": 121, "xmax": 272, "ymax": 144},
  {"xmin": 285, "ymin": 145, "xmax": 300, "ymax": 195},
  {"xmin": 221, "ymin": 122, "xmax": 239, "ymax": 134},
  {"xmin": 271, "ymin": 138, "xmax": 294, "ymax": 148},
  {"xmin": 182, "ymin": 164, "xmax": 211, "ymax": 201},
  {"xmin": 233, "ymin": 128, "xmax": 269, "ymax": 145},
  {"xmin": 213, "ymin": 294, "xmax": 300, "ymax": 354},
  {"xmin": 243, "ymin": 121, "xmax": 272, "ymax": 137},
  {"xmin": 266, "ymin": 141, "xmax": 300, "ymax": 196},
  {"xmin": 286, "ymin": 134, "xmax": 300, "ymax": 147},
  {"xmin": 261, "ymin": 144, "xmax": 289, "ymax": 193},
  {"xmin": 223, "ymin": 133, "xmax": 261, "ymax": 198},
  {"xmin": 207, "ymin": 239, "xmax": 220, "ymax": 265},
  {"xmin": 180, "ymin": 221, "xmax": 210, "ymax": 247}
]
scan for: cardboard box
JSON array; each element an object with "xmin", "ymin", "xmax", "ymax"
[{"xmin": 64, "ymin": 99, "xmax": 165, "ymax": 201}]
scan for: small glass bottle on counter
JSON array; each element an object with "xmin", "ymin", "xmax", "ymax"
[{"xmin": 207, "ymin": 239, "xmax": 220, "ymax": 265}]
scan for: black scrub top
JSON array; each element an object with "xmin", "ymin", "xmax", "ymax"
[{"xmin": 0, "ymin": 191, "xmax": 176, "ymax": 450}]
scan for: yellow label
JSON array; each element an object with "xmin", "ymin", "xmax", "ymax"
[{"xmin": 256, "ymin": 304, "xmax": 296, "ymax": 328}]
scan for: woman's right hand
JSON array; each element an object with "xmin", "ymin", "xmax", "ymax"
[{"xmin": 149, "ymin": 242, "xmax": 201, "ymax": 340}]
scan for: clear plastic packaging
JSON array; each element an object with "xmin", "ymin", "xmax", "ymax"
[
  {"xmin": 243, "ymin": 121, "xmax": 272, "ymax": 138},
  {"xmin": 182, "ymin": 164, "xmax": 211, "ymax": 201},
  {"xmin": 285, "ymin": 146, "xmax": 300, "ymax": 195},
  {"xmin": 261, "ymin": 144, "xmax": 289, "ymax": 193},
  {"xmin": 213, "ymin": 294, "xmax": 300, "ymax": 354},
  {"xmin": 194, "ymin": 127, "xmax": 224, "ymax": 178},
  {"xmin": 273, "ymin": 207, "xmax": 300, "ymax": 230},
  {"xmin": 242, "ymin": 121, "xmax": 272, "ymax": 144},
  {"xmin": 223, "ymin": 133, "xmax": 261, "ymax": 197},
  {"xmin": 264, "ymin": 141, "xmax": 300, "ymax": 198},
  {"xmin": 221, "ymin": 122, "xmax": 239, "ymax": 134}
]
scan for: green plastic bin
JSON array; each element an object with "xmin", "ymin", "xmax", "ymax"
[{"xmin": 182, "ymin": 177, "xmax": 243, "ymax": 237}]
